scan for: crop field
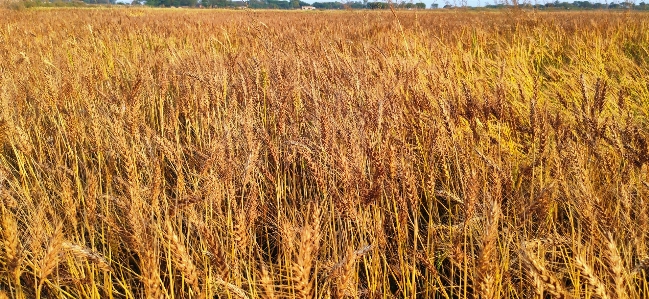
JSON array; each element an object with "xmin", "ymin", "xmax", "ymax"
[{"xmin": 0, "ymin": 7, "xmax": 649, "ymax": 299}]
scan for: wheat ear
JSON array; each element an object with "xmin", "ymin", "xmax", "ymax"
[
  {"xmin": 333, "ymin": 246, "xmax": 357, "ymax": 298},
  {"xmin": 260, "ymin": 264, "xmax": 277, "ymax": 299},
  {"xmin": 37, "ymin": 225, "xmax": 64, "ymax": 299},
  {"xmin": 605, "ymin": 237, "xmax": 627, "ymax": 299},
  {"xmin": 167, "ymin": 222, "xmax": 201, "ymax": 296},
  {"xmin": 293, "ymin": 226, "xmax": 317, "ymax": 299},
  {"xmin": 61, "ymin": 242, "xmax": 112, "ymax": 272},
  {"xmin": 1, "ymin": 207, "xmax": 18, "ymax": 264},
  {"xmin": 198, "ymin": 224, "xmax": 229, "ymax": 281},
  {"xmin": 520, "ymin": 247, "xmax": 570, "ymax": 299},
  {"xmin": 212, "ymin": 276, "xmax": 250, "ymax": 299},
  {"xmin": 292, "ymin": 208, "xmax": 321, "ymax": 299},
  {"xmin": 574, "ymin": 254, "xmax": 610, "ymax": 299},
  {"xmin": 632, "ymin": 256, "xmax": 649, "ymax": 275},
  {"xmin": 477, "ymin": 199, "xmax": 501, "ymax": 299},
  {"xmin": 142, "ymin": 248, "xmax": 165, "ymax": 299},
  {"xmin": 1, "ymin": 207, "xmax": 20, "ymax": 284}
]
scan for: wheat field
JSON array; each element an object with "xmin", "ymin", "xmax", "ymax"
[{"xmin": 0, "ymin": 7, "xmax": 648, "ymax": 299}]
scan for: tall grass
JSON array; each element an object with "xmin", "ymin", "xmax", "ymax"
[{"xmin": 0, "ymin": 7, "xmax": 648, "ymax": 298}]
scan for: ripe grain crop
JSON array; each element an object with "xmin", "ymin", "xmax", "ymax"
[{"xmin": 0, "ymin": 7, "xmax": 649, "ymax": 299}]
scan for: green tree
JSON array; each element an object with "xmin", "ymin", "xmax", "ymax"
[
  {"xmin": 367, "ymin": 1, "xmax": 388, "ymax": 8},
  {"xmin": 210, "ymin": 0, "xmax": 229, "ymax": 7}
]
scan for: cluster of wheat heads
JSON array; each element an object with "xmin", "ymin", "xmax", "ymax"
[{"xmin": 0, "ymin": 7, "xmax": 648, "ymax": 299}]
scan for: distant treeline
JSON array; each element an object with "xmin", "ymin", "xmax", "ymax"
[
  {"xmin": 138, "ymin": 0, "xmax": 429, "ymax": 8},
  {"xmin": 138, "ymin": 0, "xmax": 649, "ymax": 9},
  {"xmin": 485, "ymin": 1, "xmax": 649, "ymax": 9},
  {"xmin": 15, "ymin": 0, "xmax": 648, "ymax": 10}
]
